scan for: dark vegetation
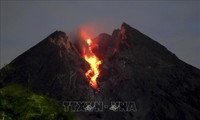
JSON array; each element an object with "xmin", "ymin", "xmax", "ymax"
[{"xmin": 0, "ymin": 84, "xmax": 76, "ymax": 120}]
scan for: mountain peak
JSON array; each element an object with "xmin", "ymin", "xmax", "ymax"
[
  {"xmin": 48, "ymin": 30, "xmax": 67, "ymax": 41},
  {"xmin": 46, "ymin": 31, "xmax": 74, "ymax": 50},
  {"xmin": 49, "ymin": 30, "xmax": 66, "ymax": 37},
  {"xmin": 121, "ymin": 22, "xmax": 130, "ymax": 29},
  {"xmin": 120, "ymin": 22, "xmax": 142, "ymax": 37}
]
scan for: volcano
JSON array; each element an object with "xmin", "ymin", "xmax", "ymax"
[{"xmin": 0, "ymin": 23, "xmax": 200, "ymax": 120}]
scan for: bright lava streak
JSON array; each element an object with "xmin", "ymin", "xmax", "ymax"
[{"xmin": 84, "ymin": 38, "xmax": 102, "ymax": 90}]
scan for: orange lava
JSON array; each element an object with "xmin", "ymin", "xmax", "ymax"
[{"xmin": 83, "ymin": 38, "xmax": 101, "ymax": 90}]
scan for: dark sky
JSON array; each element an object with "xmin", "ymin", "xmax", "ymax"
[{"xmin": 0, "ymin": 1, "xmax": 200, "ymax": 68}]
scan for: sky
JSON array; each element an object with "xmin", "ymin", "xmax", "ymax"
[{"xmin": 0, "ymin": 1, "xmax": 200, "ymax": 68}]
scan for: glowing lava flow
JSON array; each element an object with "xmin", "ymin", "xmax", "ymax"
[{"xmin": 84, "ymin": 38, "xmax": 101, "ymax": 90}]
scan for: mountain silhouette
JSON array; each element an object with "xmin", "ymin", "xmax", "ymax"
[{"xmin": 0, "ymin": 23, "xmax": 200, "ymax": 120}]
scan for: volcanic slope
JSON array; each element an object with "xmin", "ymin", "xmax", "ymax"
[{"xmin": 1, "ymin": 23, "xmax": 200, "ymax": 120}]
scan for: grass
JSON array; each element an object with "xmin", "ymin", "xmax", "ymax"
[{"xmin": 0, "ymin": 84, "xmax": 76, "ymax": 120}]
